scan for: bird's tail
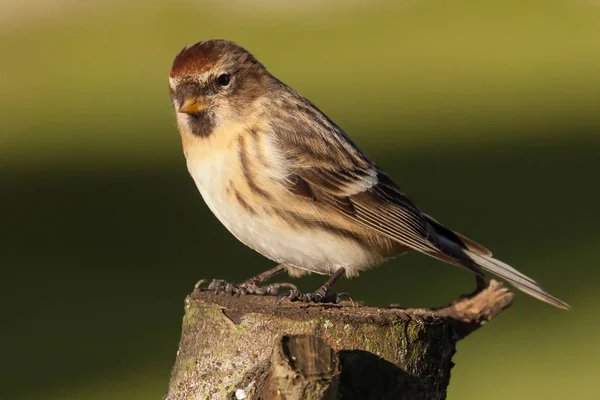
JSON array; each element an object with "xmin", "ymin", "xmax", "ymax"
[
  {"xmin": 462, "ymin": 249, "xmax": 571, "ymax": 310},
  {"xmin": 424, "ymin": 214, "xmax": 570, "ymax": 310}
]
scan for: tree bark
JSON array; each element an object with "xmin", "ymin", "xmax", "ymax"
[{"xmin": 165, "ymin": 280, "xmax": 513, "ymax": 400}]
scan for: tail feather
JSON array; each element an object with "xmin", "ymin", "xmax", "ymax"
[
  {"xmin": 464, "ymin": 250, "xmax": 571, "ymax": 310},
  {"xmin": 423, "ymin": 214, "xmax": 569, "ymax": 310}
]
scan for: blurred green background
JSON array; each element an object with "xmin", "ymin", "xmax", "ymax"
[{"xmin": 1, "ymin": 0, "xmax": 599, "ymax": 399}]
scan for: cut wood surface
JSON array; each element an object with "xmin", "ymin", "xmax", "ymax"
[{"xmin": 165, "ymin": 280, "xmax": 513, "ymax": 400}]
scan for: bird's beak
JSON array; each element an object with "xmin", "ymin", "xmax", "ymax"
[{"xmin": 178, "ymin": 97, "xmax": 207, "ymax": 114}]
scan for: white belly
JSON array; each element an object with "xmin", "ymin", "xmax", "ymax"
[{"xmin": 187, "ymin": 155, "xmax": 374, "ymax": 276}]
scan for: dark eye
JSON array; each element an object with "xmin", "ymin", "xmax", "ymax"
[{"xmin": 217, "ymin": 74, "xmax": 230, "ymax": 87}]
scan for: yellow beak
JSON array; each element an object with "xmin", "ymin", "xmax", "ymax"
[{"xmin": 178, "ymin": 97, "xmax": 207, "ymax": 114}]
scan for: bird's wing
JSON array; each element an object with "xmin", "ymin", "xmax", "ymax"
[
  {"xmin": 269, "ymin": 93, "xmax": 571, "ymax": 310},
  {"xmin": 270, "ymin": 95, "xmax": 444, "ymax": 256}
]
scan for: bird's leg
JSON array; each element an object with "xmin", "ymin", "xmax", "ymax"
[
  {"xmin": 278, "ymin": 267, "xmax": 351, "ymax": 304},
  {"xmin": 194, "ymin": 264, "xmax": 298, "ymax": 296},
  {"xmin": 237, "ymin": 264, "xmax": 299, "ymax": 295}
]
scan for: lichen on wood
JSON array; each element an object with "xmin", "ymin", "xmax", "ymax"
[{"xmin": 165, "ymin": 280, "xmax": 513, "ymax": 400}]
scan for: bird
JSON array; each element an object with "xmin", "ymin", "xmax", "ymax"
[{"xmin": 168, "ymin": 39, "xmax": 570, "ymax": 310}]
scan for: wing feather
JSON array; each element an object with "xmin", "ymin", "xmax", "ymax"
[
  {"xmin": 270, "ymin": 89, "xmax": 441, "ymax": 255},
  {"xmin": 267, "ymin": 87, "xmax": 570, "ymax": 309}
]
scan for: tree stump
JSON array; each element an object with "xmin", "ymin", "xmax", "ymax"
[{"xmin": 165, "ymin": 280, "xmax": 513, "ymax": 400}]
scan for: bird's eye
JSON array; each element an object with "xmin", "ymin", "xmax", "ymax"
[{"xmin": 217, "ymin": 74, "xmax": 231, "ymax": 87}]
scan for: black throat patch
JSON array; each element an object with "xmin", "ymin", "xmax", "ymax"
[{"xmin": 186, "ymin": 111, "xmax": 216, "ymax": 138}]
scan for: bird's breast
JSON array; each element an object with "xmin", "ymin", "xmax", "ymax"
[{"xmin": 183, "ymin": 126, "xmax": 394, "ymax": 275}]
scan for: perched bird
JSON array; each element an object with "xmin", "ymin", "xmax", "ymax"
[{"xmin": 169, "ymin": 39, "xmax": 570, "ymax": 310}]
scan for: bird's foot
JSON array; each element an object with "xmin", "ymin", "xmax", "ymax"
[
  {"xmin": 277, "ymin": 267, "xmax": 350, "ymax": 305},
  {"xmin": 194, "ymin": 279, "xmax": 298, "ymax": 296},
  {"xmin": 276, "ymin": 288, "xmax": 352, "ymax": 304}
]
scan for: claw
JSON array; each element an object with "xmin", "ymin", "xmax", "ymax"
[
  {"xmin": 275, "ymin": 289, "xmax": 298, "ymax": 305},
  {"xmin": 275, "ymin": 289, "xmax": 352, "ymax": 305},
  {"xmin": 194, "ymin": 279, "xmax": 208, "ymax": 291},
  {"xmin": 194, "ymin": 278, "xmax": 297, "ymax": 297}
]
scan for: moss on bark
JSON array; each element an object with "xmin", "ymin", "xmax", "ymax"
[{"xmin": 165, "ymin": 281, "xmax": 512, "ymax": 400}]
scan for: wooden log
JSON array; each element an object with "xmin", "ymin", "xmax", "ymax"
[{"xmin": 165, "ymin": 280, "xmax": 513, "ymax": 399}]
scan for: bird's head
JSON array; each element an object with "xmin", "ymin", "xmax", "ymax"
[{"xmin": 169, "ymin": 39, "xmax": 270, "ymax": 137}]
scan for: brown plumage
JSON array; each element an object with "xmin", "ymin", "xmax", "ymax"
[{"xmin": 169, "ymin": 39, "xmax": 570, "ymax": 309}]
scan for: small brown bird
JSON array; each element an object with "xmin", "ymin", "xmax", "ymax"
[{"xmin": 169, "ymin": 39, "xmax": 570, "ymax": 310}]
